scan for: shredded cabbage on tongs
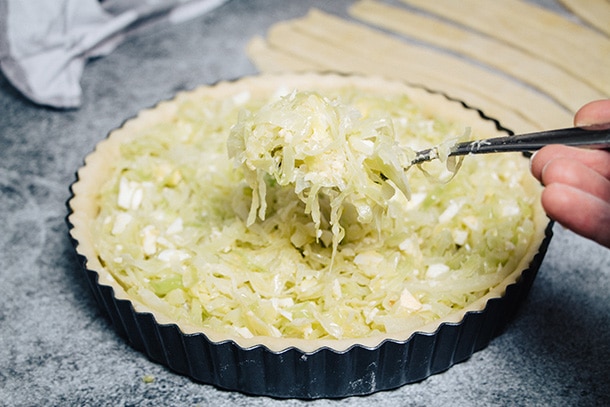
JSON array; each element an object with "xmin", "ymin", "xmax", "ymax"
[{"xmin": 228, "ymin": 91, "xmax": 418, "ymax": 256}]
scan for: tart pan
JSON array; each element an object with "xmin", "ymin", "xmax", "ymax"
[{"xmin": 67, "ymin": 73, "xmax": 552, "ymax": 399}]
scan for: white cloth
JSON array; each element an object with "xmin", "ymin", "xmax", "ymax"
[{"xmin": 0, "ymin": 0, "xmax": 227, "ymax": 108}]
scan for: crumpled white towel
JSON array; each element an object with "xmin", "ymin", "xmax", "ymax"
[{"xmin": 0, "ymin": 0, "xmax": 227, "ymax": 109}]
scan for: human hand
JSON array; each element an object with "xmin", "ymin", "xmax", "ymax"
[{"xmin": 530, "ymin": 99, "xmax": 610, "ymax": 248}]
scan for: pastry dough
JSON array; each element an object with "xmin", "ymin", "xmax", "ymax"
[
  {"xmin": 401, "ymin": 0, "xmax": 610, "ymax": 95},
  {"xmin": 256, "ymin": 10, "xmax": 572, "ymax": 131},
  {"xmin": 350, "ymin": 0, "xmax": 606, "ymax": 112},
  {"xmin": 558, "ymin": 0, "xmax": 610, "ymax": 37}
]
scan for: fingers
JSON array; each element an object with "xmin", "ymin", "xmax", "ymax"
[
  {"xmin": 529, "ymin": 99, "xmax": 610, "ymax": 248},
  {"xmin": 531, "ymin": 145, "xmax": 610, "ymax": 183},
  {"xmin": 574, "ymin": 99, "xmax": 610, "ymax": 126},
  {"xmin": 541, "ymin": 183, "xmax": 610, "ymax": 249},
  {"xmin": 537, "ymin": 155, "xmax": 610, "ymax": 203},
  {"xmin": 530, "ymin": 144, "xmax": 610, "ymax": 249}
]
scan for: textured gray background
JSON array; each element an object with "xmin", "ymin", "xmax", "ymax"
[{"xmin": 1, "ymin": 0, "xmax": 609, "ymax": 406}]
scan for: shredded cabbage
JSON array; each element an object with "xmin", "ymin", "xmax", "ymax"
[
  {"xmin": 93, "ymin": 87, "xmax": 539, "ymax": 340},
  {"xmin": 228, "ymin": 90, "xmax": 416, "ymax": 260}
]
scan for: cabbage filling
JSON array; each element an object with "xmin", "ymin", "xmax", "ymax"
[{"xmin": 94, "ymin": 88, "xmax": 538, "ymax": 340}]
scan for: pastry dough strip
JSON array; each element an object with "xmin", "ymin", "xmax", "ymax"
[
  {"xmin": 247, "ymin": 36, "xmax": 322, "ymax": 73},
  {"xmin": 350, "ymin": 0, "xmax": 606, "ymax": 112},
  {"xmin": 401, "ymin": 0, "xmax": 610, "ymax": 96},
  {"xmin": 558, "ymin": 0, "xmax": 610, "ymax": 37}
]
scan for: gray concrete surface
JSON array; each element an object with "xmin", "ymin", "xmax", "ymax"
[{"xmin": 1, "ymin": 1, "xmax": 609, "ymax": 405}]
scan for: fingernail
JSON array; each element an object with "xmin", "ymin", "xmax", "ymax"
[
  {"xmin": 529, "ymin": 150, "xmax": 538, "ymax": 172},
  {"xmin": 574, "ymin": 118, "xmax": 589, "ymax": 127}
]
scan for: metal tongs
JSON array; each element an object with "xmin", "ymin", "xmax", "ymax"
[{"xmin": 411, "ymin": 123, "xmax": 610, "ymax": 165}]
